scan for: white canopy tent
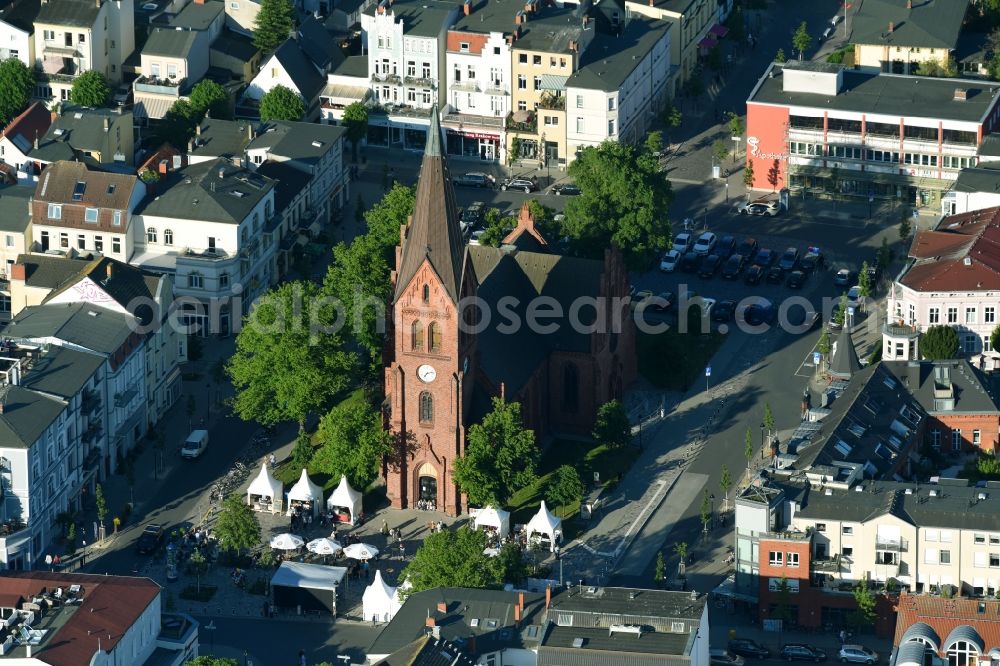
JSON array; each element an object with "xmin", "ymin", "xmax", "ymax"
[
  {"xmin": 362, "ymin": 569, "xmax": 402, "ymax": 623},
  {"xmin": 525, "ymin": 501, "xmax": 562, "ymax": 552},
  {"xmin": 270, "ymin": 561, "xmax": 348, "ymax": 615},
  {"xmin": 473, "ymin": 506, "xmax": 510, "ymax": 538},
  {"xmin": 247, "ymin": 463, "xmax": 283, "ymax": 514},
  {"xmin": 326, "ymin": 475, "xmax": 363, "ymax": 525},
  {"xmin": 286, "ymin": 469, "xmax": 324, "ymax": 517}
]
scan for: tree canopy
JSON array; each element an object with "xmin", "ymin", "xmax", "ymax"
[
  {"xmin": 792, "ymin": 22, "xmax": 812, "ymax": 60},
  {"xmin": 214, "ymin": 494, "xmax": 261, "ymax": 554},
  {"xmin": 916, "ymin": 57, "xmax": 958, "ymax": 77},
  {"xmin": 342, "ymin": 101, "xmax": 369, "ymax": 159},
  {"xmin": 70, "ymin": 71, "xmax": 111, "ymax": 108},
  {"xmin": 452, "ymin": 397, "xmax": 538, "ymax": 507},
  {"xmin": 186, "ymin": 658, "xmax": 239, "ymax": 666},
  {"xmin": 227, "ymin": 280, "xmax": 356, "ymax": 427},
  {"xmin": 920, "ymin": 325, "xmax": 959, "ymax": 360},
  {"xmin": 189, "ymin": 80, "xmax": 231, "ymax": 120},
  {"xmin": 253, "ymin": 0, "xmax": 294, "ymax": 52},
  {"xmin": 592, "ymin": 400, "xmax": 632, "ymax": 448},
  {"xmin": 562, "ymin": 140, "xmax": 673, "ymax": 268},
  {"xmin": 259, "ymin": 85, "xmax": 305, "ymax": 121},
  {"xmin": 0, "ymin": 58, "xmax": 34, "ymax": 126},
  {"xmin": 312, "ymin": 400, "xmax": 393, "ymax": 490},
  {"xmin": 546, "ymin": 465, "xmax": 584, "ymax": 517},
  {"xmin": 401, "ymin": 527, "xmax": 525, "ymax": 596},
  {"xmin": 157, "ymin": 99, "xmax": 199, "ymax": 149}
]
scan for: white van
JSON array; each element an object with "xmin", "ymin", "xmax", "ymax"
[{"xmin": 181, "ymin": 430, "xmax": 209, "ymax": 459}]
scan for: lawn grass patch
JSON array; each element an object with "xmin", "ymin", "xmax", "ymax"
[{"xmin": 636, "ymin": 329, "xmax": 725, "ymax": 391}]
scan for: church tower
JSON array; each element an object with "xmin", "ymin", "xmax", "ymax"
[{"xmin": 384, "ymin": 112, "xmax": 477, "ymax": 516}]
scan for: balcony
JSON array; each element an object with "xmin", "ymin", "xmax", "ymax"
[
  {"xmin": 506, "ymin": 111, "xmax": 537, "ymax": 133},
  {"xmin": 403, "ymin": 76, "xmax": 436, "ymax": 89},
  {"xmin": 884, "ymin": 322, "xmax": 920, "ymax": 338},
  {"xmin": 82, "ymin": 446, "xmax": 101, "ymax": 470},
  {"xmin": 81, "ymin": 389, "xmax": 101, "ymax": 415},
  {"xmin": 370, "ymin": 104, "xmax": 430, "ymax": 119},
  {"xmin": 181, "ymin": 247, "xmax": 231, "ymax": 262},
  {"xmin": 0, "ymin": 518, "xmax": 27, "ymax": 538},
  {"xmin": 134, "ymin": 75, "xmax": 185, "ymax": 96},
  {"xmin": 370, "ymin": 73, "xmax": 401, "ymax": 84},
  {"xmin": 443, "ymin": 112, "xmax": 505, "ymax": 130},
  {"xmin": 876, "ymin": 537, "xmax": 909, "ymax": 552},
  {"xmin": 538, "ymin": 93, "xmax": 565, "ymax": 110}
]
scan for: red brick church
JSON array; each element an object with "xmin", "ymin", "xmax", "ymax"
[{"xmin": 383, "ymin": 112, "xmax": 637, "ymax": 516}]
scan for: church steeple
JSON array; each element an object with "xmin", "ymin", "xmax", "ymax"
[{"xmin": 394, "ymin": 110, "xmax": 466, "ymax": 303}]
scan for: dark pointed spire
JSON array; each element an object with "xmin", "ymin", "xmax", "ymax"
[
  {"xmin": 393, "ymin": 110, "xmax": 465, "ymax": 303},
  {"xmin": 830, "ymin": 324, "xmax": 861, "ymax": 379}
]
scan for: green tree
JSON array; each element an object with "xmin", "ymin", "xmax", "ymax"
[
  {"xmin": 259, "ymin": 85, "xmax": 305, "ymax": 121},
  {"xmin": 921, "ymin": 325, "xmax": 959, "ymax": 360},
  {"xmin": 289, "ymin": 430, "xmax": 314, "ymax": 470},
  {"xmin": 592, "ymin": 400, "xmax": 632, "ymax": 449},
  {"xmin": 712, "ymin": 139, "xmax": 730, "ymax": 165},
  {"xmin": 990, "ymin": 324, "xmax": 1000, "ymax": 356},
  {"xmin": 312, "ymin": 400, "xmax": 393, "ymax": 491},
  {"xmin": 775, "ymin": 47, "xmax": 788, "ymax": 63},
  {"xmin": 699, "ymin": 489, "xmax": 712, "ymax": 533},
  {"xmin": 727, "ymin": 112, "xmax": 745, "ymax": 144},
  {"xmin": 66, "ymin": 523, "xmax": 76, "ymax": 555},
  {"xmin": 673, "ymin": 541, "xmax": 688, "ymax": 576},
  {"xmin": 563, "ymin": 141, "xmax": 673, "ymax": 268},
  {"xmin": 342, "ymin": 101, "xmax": 369, "ymax": 161},
  {"xmin": 719, "ymin": 465, "xmax": 732, "ymax": 511},
  {"xmin": 899, "ymin": 209, "xmax": 912, "ymax": 239},
  {"xmin": 70, "ymin": 70, "xmax": 110, "ymax": 108},
  {"xmin": 452, "ymin": 397, "xmax": 539, "ymax": 507},
  {"xmin": 833, "ymin": 293, "xmax": 848, "ymax": 327},
  {"xmin": 157, "ymin": 99, "xmax": 199, "ymax": 148},
  {"xmin": 654, "ymin": 551, "xmax": 666, "ymax": 587},
  {"xmin": 215, "ymin": 494, "xmax": 261, "ymax": 555},
  {"xmin": 818, "ymin": 326, "xmax": 831, "ymax": 355},
  {"xmin": 792, "ymin": 22, "xmax": 812, "ymax": 60},
  {"xmin": 188, "ymin": 80, "xmax": 231, "ymax": 120},
  {"xmin": 323, "ymin": 184, "xmax": 415, "ymax": 378},
  {"xmin": 95, "ymin": 483, "xmax": 108, "ymax": 534},
  {"xmin": 916, "ymin": 57, "xmax": 958, "ymax": 77},
  {"xmin": 401, "ymin": 527, "xmax": 520, "ymax": 596},
  {"xmin": 252, "ymin": 0, "xmax": 294, "ymax": 52},
  {"xmin": 186, "ymin": 656, "xmax": 239, "ymax": 666},
  {"xmin": 859, "ymin": 260, "xmax": 872, "ymax": 298},
  {"xmin": 850, "ymin": 574, "xmax": 877, "ymax": 628},
  {"xmin": 187, "ymin": 548, "xmax": 209, "ymax": 593},
  {"xmin": 546, "ymin": 465, "xmax": 585, "ymax": 517},
  {"xmin": 0, "ymin": 58, "xmax": 34, "ymax": 126},
  {"xmin": 743, "ymin": 159, "xmax": 755, "ymax": 189},
  {"xmin": 744, "ymin": 428, "xmax": 754, "ymax": 470},
  {"xmin": 644, "ymin": 130, "xmax": 663, "ymax": 156},
  {"xmin": 478, "ymin": 207, "xmax": 516, "ymax": 247},
  {"xmin": 662, "ymin": 101, "xmax": 682, "ymax": 144},
  {"xmin": 763, "ymin": 402, "xmax": 775, "ymax": 437},
  {"xmin": 227, "ymin": 280, "xmax": 355, "ymax": 428}
]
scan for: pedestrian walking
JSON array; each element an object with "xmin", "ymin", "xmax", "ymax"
[
  {"xmin": 299, "ymin": 648, "xmax": 307, "ymax": 666},
  {"xmin": 381, "ymin": 520, "xmax": 390, "ymax": 537},
  {"xmin": 269, "ymin": 453, "xmax": 276, "ymax": 468},
  {"xmin": 839, "ymin": 629, "xmax": 847, "ymax": 645}
]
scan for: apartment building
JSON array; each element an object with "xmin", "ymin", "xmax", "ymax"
[
  {"xmin": 942, "ymin": 166, "xmax": 1000, "ymax": 216},
  {"xmin": 133, "ymin": 28, "xmax": 205, "ymax": 121},
  {"xmin": 187, "ymin": 116, "xmax": 255, "ymax": 165},
  {"xmin": 745, "ymin": 61, "xmax": 1000, "ymax": 209},
  {"xmin": 33, "ymin": 0, "xmax": 135, "ymax": 104},
  {"xmin": 29, "ymin": 106, "xmax": 135, "ymax": 167},
  {"xmin": 0, "ymin": 187, "xmax": 33, "ymax": 322},
  {"xmin": 360, "ymin": 0, "xmax": 460, "ymax": 149},
  {"xmin": 254, "ymin": 160, "xmax": 311, "ymax": 281},
  {"xmin": 565, "ymin": 17, "xmax": 671, "ymax": 158},
  {"xmin": 439, "ymin": 0, "xmax": 518, "ymax": 163},
  {"xmin": 133, "ymin": 157, "xmax": 276, "ymax": 336},
  {"xmin": 884, "ymin": 206, "xmax": 1000, "ymax": 365},
  {"xmin": 736, "ymin": 474, "xmax": 1000, "ymax": 633},
  {"xmin": 0, "ymin": 0, "xmax": 40, "ymax": 67},
  {"xmin": 848, "ymin": 0, "xmax": 969, "ymax": 74},
  {"xmin": 319, "ymin": 55, "xmax": 371, "ymax": 126}
]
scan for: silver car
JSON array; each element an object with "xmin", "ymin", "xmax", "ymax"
[{"xmin": 838, "ymin": 645, "xmax": 878, "ymax": 664}]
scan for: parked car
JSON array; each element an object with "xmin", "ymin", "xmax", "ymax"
[
  {"xmin": 113, "ymin": 85, "xmax": 132, "ymax": 107},
  {"xmin": 786, "ymin": 270, "xmax": 808, "ymax": 289},
  {"xmin": 454, "ymin": 172, "xmax": 495, "ymax": 188},
  {"xmin": 460, "ymin": 201, "xmax": 486, "ymax": 231},
  {"xmin": 766, "ymin": 266, "xmax": 785, "ymax": 284},
  {"xmin": 748, "ymin": 202, "xmax": 780, "ymax": 216},
  {"xmin": 716, "ymin": 234, "xmax": 737, "ymax": 258},
  {"xmin": 660, "ymin": 249, "xmax": 682, "ymax": 273},
  {"xmin": 181, "ymin": 430, "xmax": 209, "ymax": 459},
  {"xmin": 834, "ymin": 268, "xmax": 852, "ymax": 286},
  {"xmin": 799, "ymin": 252, "xmax": 821, "ymax": 273},
  {"xmin": 501, "ymin": 176, "xmax": 537, "ymax": 193},
  {"xmin": 712, "ymin": 299, "xmax": 736, "ymax": 322},
  {"xmin": 838, "ymin": 645, "xmax": 878, "ymax": 664},
  {"xmin": 847, "ymin": 285, "xmax": 862, "ymax": 307},
  {"xmin": 673, "ymin": 232, "xmax": 693, "ymax": 254},
  {"xmin": 744, "ymin": 264, "xmax": 765, "ymax": 285},
  {"xmin": 728, "ymin": 639, "xmax": 770, "ymax": 659},
  {"xmin": 742, "ymin": 301, "xmax": 776, "ymax": 326},
  {"xmin": 136, "ymin": 524, "xmax": 164, "ymax": 554},
  {"xmin": 780, "ymin": 644, "xmax": 827, "ymax": 662},
  {"xmin": 698, "ymin": 253, "xmax": 722, "ymax": 278},
  {"xmin": 648, "ymin": 291, "xmax": 675, "ymax": 312},
  {"xmin": 551, "ymin": 183, "xmax": 581, "ymax": 196},
  {"xmin": 722, "ymin": 253, "xmax": 745, "ymax": 279},
  {"xmin": 755, "ymin": 247, "xmax": 775, "ymax": 267},
  {"xmin": 680, "ymin": 251, "xmax": 701, "ymax": 273},
  {"xmin": 734, "ymin": 200, "xmax": 753, "ymax": 215},
  {"xmin": 711, "ymin": 649, "xmax": 747, "ymax": 666},
  {"xmin": 693, "ymin": 231, "xmax": 718, "ymax": 255},
  {"xmin": 736, "ymin": 238, "xmax": 759, "ymax": 261},
  {"xmin": 778, "ymin": 246, "xmax": 800, "ymax": 271}
]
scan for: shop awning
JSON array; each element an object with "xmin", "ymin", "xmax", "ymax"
[
  {"xmin": 709, "ymin": 24, "xmax": 730, "ymax": 38},
  {"xmin": 133, "ymin": 96, "xmax": 174, "ymax": 120},
  {"xmin": 320, "ymin": 83, "xmax": 369, "ymax": 105},
  {"xmin": 540, "ymin": 74, "xmax": 568, "ymax": 91},
  {"xmin": 698, "ymin": 36, "xmax": 718, "ymax": 49}
]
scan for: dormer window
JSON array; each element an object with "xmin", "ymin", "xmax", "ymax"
[
  {"xmin": 460, "ymin": 42, "xmax": 469, "ymax": 52},
  {"xmin": 47, "ymin": 204, "xmax": 61, "ymax": 219}
]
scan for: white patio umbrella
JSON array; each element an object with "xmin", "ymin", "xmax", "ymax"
[
  {"xmin": 269, "ymin": 533, "xmax": 305, "ymax": 550},
  {"xmin": 343, "ymin": 543, "xmax": 379, "ymax": 560},
  {"xmin": 306, "ymin": 537, "xmax": 343, "ymax": 555}
]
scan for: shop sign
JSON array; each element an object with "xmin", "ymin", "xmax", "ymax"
[
  {"xmin": 446, "ymin": 129, "xmax": 498, "ymax": 141},
  {"xmin": 747, "ymin": 136, "xmax": 788, "ymax": 161}
]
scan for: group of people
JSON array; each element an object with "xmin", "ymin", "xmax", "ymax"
[{"xmin": 415, "ymin": 499, "xmax": 437, "ymax": 511}]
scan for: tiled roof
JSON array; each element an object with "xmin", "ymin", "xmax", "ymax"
[
  {"xmin": 849, "ymin": 0, "xmax": 969, "ymax": 50},
  {"xmin": 36, "ymin": 0, "xmax": 101, "ymax": 27},
  {"xmin": 0, "ymin": 385, "xmax": 66, "ymax": 447},
  {"xmin": 0, "ymin": 0, "xmax": 41, "ymax": 32},
  {"xmin": 6, "ymin": 302, "xmax": 135, "ymax": 355},
  {"xmin": 15, "ymin": 253, "xmax": 91, "ymax": 288},
  {"xmin": 269, "ymin": 38, "xmax": 325, "ymax": 102},
  {"xmin": 34, "ymin": 161, "xmax": 138, "ymax": 210},
  {"xmin": 894, "ymin": 592, "xmax": 1000, "ymax": 655},
  {"xmin": 377, "ymin": 636, "xmax": 477, "ymax": 666},
  {"xmin": 881, "ymin": 359, "xmax": 1000, "ymax": 416},
  {"xmin": 1, "ymin": 101, "xmax": 52, "ymax": 153},
  {"xmin": 899, "ymin": 207, "xmax": 1000, "ymax": 292},
  {"xmin": 0, "ymin": 184, "xmax": 32, "ymax": 234}
]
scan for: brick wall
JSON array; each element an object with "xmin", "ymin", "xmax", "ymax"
[{"xmin": 926, "ymin": 412, "xmax": 1000, "ymax": 454}]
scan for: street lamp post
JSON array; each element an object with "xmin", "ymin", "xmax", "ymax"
[
  {"xmin": 759, "ymin": 422, "xmax": 765, "ymax": 460},
  {"xmin": 732, "ymin": 136, "xmax": 742, "ymax": 165},
  {"xmin": 709, "ymin": 493, "xmax": 715, "ymax": 530},
  {"xmin": 724, "ymin": 169, "xmax": 730, "ymax": 203}
]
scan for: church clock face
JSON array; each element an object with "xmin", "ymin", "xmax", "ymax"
[{"xmin": 417, "ymin": 364, "xmax": 437, "ymax": 383}]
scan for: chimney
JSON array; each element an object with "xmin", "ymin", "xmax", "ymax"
[
  {"xmin": 545, "ymin": 586, "xmax": 551, "ymax": 609},
  {"xmin": 10, "ymin": 263, "xmax": 25, "ymax": 281},
  {"xmin": 569, "ymin": 39, "xmax": 577, "ymax": 51},
  {"xmin": 248, "ymin": 124, "xmax": 254, "ymax": 141},
  {"xmin": 907, "ymin": 0, "xmax": 912, "ymax": 7},
  {"xmin": 519, "ymin": 592, "xmax": 524, "ymax": 611},
  {"xmin": 425, "ymin": 616, "xmax": 436, "ymax": 627},
  {"xmin": 95, "ymin": 0, "xmax": 99, "ymax": 7},
  {"xmin": 106, "ymin": 263, "xmax": 113, "ymax": 280},
  {"xmin": 436, "ymin": 602, "xmax": 447, "ymax": 613},
  {"xmin": 464, "ymin": 0, "xmax": 471, "ymax": 15},
  {"xmin": 954, "ymin": 88, "xmax": 968, "ymax": 101},
  {"xmin": 195, "ymin": 123, "xmax": 202, "ymax": 136},
  {"xmin": 159, "ymin": 158, "xmax": 168, "ymax": 174},
  {"xmin": 888, "ymin": 22, "xmax": 893, "ymax": 33},
  {"xmin": 103, "ymin": 117, "xmax": 109, "ymax": 131},
  {"xmin": 514, "ymin": 603, "xmax": 521, "ymax": 624}
]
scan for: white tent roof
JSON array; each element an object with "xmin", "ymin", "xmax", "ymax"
[
  {"xmin": 473, "ymin": 506, "xmax": 510, "ymax": 537},
  {"xmin": 525, "ymin": 501, "xmax": 562, "ymax": 551},
  {"xmin": 247, "ymin": 463, "xmax": 282, "ymax": 500},
  {"xmin": 362, "ymin": 569, "xmax": 402, "ymax": 622},
  {"xmin": 287, "ymin": 469, "xmax": 324, "ymax": 503},
  {"xmin": 270, "ymin": 561, "xmax": 347, "ymax": 592},
  {"xmin": 326, "ymin": 475, "xmax": 362, "ymax": 521}
]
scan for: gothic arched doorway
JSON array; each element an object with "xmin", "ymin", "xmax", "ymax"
[{"xmin": 416, "ymin": 462, "xmax": 438, "ymax": 509}]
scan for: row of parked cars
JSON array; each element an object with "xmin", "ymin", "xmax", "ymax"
[
  {"xmin": 714, "ymin": 639, "xmax": 879, "ymax": 664},
  {"xmin": 661, "ymin": 231, "xmax": 824, "ymax": 290},
  {"xmin": 452, "ymin": 171, "xmax": 581, "ymax": 195}
]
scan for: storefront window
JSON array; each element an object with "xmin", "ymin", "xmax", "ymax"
[{"xmin": 404, "ymin": 127, "xmax": 427, "ymax": 150}]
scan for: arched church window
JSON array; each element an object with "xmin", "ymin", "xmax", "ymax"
[
  {"xmin": 411, "ymin": 321, "xmax": 424, "ymax": 350},
  {"xmin": 429, "ymin": 322, "xmax": 442, "ymax": 352},
  {"xmin": 419, "ymin": 392, "xmax": 434, "ymax": 423}
]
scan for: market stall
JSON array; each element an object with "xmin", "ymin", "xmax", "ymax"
[
  {"xmin": 247, "ymin": 463, "xmax": 283, "ymax": 514},
  {"xmin": 326, "ymin": 475, "xmax": 362, "ymax": 525},
  {"xmin": 525, "ymin": 501, "xmax": 562, "ymax": 552},
  {"xmin": 270, "ymin": 561, "xmax": 347, "ymax": 616},
  {"xmin": 473, "ymin": 506, "xmax": 510, "ymax": 539},
  {"xmin": 286, "ymin": 469, "xmax": 324, "ymax": 518},
  {"xmin": 362, "ymin": 569, "xmax": 402, "ymax": 623}
]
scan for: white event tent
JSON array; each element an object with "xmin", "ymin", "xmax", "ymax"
[
  {"xmin": 287, "ymin": 469, "xmax": 324, "ymax": 517},
  {"xmin": 362, "ymin": 569, "xmax": 402, "ymax": 623},
  {"xmin": 473, "ymin": 506, "xmax": 510, "ymax": 538},
  {"xmin": 326, "ymin": 475, "xmax": 363, "ymax": 525},
  {"xmin": 247, "ymin": 463, "xmax": 283, "ymax": 514},
  {"xmin": 525, "ymin": 501, "xmax": 562, "ymax": 551}
]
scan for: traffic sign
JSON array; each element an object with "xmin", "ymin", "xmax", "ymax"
[
  {"xmin": 813, "ymin": 352, "xmax": 821, "ymax": 366},
  {"xmin": 705, "ymin": 366, "xmax": 712, "ymax": 377}
]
